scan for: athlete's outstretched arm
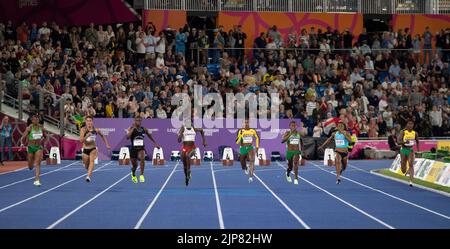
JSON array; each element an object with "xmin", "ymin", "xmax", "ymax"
[
  {"xmin": 97, "ymin": 128, "xmax": 111, "ymax": 151},
  {"xmin": 415, "ymin": 132, "xmax": 420, "ymax": 151},
  {"xmin": 126, "ymin": 126, "xmax": 134, "ymax": 139},
  {"xmin": 254, "ymin": 129, "xmax": 260, "ymax": 149},
  {"xmin": 397, "ymin": 130, "xmax": 404, "ymax": 146},
  {"xmin": 178, "ymin": 126, "xmax": 184, "ymax": 143},
  {"xmin": 145, "ymin": 128, "xmax": 160, "ymax": 148},
  {"xmin": 20, "ymin": 126, "xmax": 31, "ymax": 146},
  {"xmin": 281, "ymin": 131, "xmax": 291, "ymax": 144},
  {"xmin": 196, "ymin": 128, "xmax": 207, "ymax": 147},
  {"xmin": 319, "ymin": 132, "xmax": 335, "ymax": 150}
]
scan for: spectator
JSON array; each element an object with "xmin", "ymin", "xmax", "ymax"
[{"xmin": 1, "ymin": 116, "xmax": 13, "ymax": 162}]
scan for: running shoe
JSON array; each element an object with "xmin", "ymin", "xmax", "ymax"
[
  {"xmin": 409, "ymin": 181, "xmax": 413, "ymax": 187},
  {"xmin": 286, "ymin": 174, "xmax": 292, "ymax": 183},
  {"xmin": 33, "ymin": 180, "xmax": 41, "ymax": 187},
  {"xmin": 336, "ymin": 179, "xmax": 341, "ymax": 185},
  {"xmin": 294, "ymin": 179, "xmax": 299, "ymax": 185},
  {"xmin": 131, "ymin": 173, "xmax": 137, "ymax": 183},
  {"xmin": 185, "ymin": 176, "xmax": 190, "ymax": 186},
  {"xmin": 86, "ymin": 176, "xmax": 91, "ymax": 182},
  {"xmin": 245, "ymin": 166, "xmax": 249, "ymax": 175},
  {"xmin": 248, "ymin": 177, "xmax": 253, "ymax": 183},
  {"xmin": 139, "ymin": 175, "xmax": 145, "ymax": 183}
]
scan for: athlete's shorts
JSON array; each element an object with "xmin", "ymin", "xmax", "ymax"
[
  {"xmin": 286, "ymin": 150, "xmax": 301, "ymax": 161},
  {"xmin": 240, "ymin": 145, "xmax": 254, "ymax": 156},
  {"xmin": 400, "ymin": 147, "xmax": 414, "ymax": 156},
  {"xmin": 335, "ymin": 150, "xmax": 348, "ymax": 158},
  {"xmin": 182, "ymin": 144, "xmax": 196, "ymax": 157},
  {"xmin": 83, "ymin": 147, "xmax": 97, "ymax": 156},
  {"xmin": 28, "ymin": 145, "xmax": 42, "ymax": 154},
  {"xmin": 130, "ymin": 147, "xmax": 145, "ymax": 159}
]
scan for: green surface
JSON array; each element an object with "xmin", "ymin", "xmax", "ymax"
[{"xmin": 375, "ymin": 169, "xmax": 450, "ymax": 194}]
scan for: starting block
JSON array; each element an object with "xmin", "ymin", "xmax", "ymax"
[
  {"xmin": 255, "ymin": 148, "xmax": 270, "ymax": 166},
  {"xmin": 222, "ymin": 147, "xmax": 234, "ymax": 166},
  {"xmin": 152, "ymin": 147, "xmax": 165, "ymax": 165},
  {"xmin": 46, "ymin": 147, "xmax": 61, "ymax": 165},
  {"xmin": 118, "ymin": 147, "xmax": 130, "ymax": 165},
  {"xmin": 190, "ymin": 148, "xmax": 201, "ymax": 165}
]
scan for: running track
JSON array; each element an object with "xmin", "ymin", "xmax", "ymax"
[{"xmin": 0, "ymin": 160, "xmax": 449, "ymax": 229}]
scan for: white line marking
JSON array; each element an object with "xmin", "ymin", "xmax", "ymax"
[
  {"xmin": 0, "ymin": 161, "xmax": 79, "ymax": 190},
  {"xmin": 0, "ymin": 167, "xmax": 27, "ymax": 175},
  {"xmin": 253, "ymin": 172, "xmax": 310, "ymax": 229},
  {"xmin": 47, "ymin": 172, "xmax": 130, "ymax": 229},
  {"xmin": 370, "ymin": 170, "xmax": 450, "ymax": 198},
  {"xmin": 309, "ymin": 162, "xmax": 450, "ymax": 221},
  {"xmin": 210, "ymin": 162, "xmax": 225, "ymax": 229},
  {"xmin": 0, "ymin": 162, "xmax": 113, "ymax": 214},
  {"xmin": 276, "ymin": 162, "xmax": 394, "ymax": 229},
  {"xmin": 134, "ymin": 162, "xmax": 179, "ymax": 229}
]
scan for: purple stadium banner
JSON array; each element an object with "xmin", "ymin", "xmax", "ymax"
[{"xmin": 93, "ymin": 119, "xmax": 300, "ymax": 160}]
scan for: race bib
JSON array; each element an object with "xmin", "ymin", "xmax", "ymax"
[
  {"xmin": 32, "ymin": 133, "xmax": 43, "ymax": 140},
  {"xmin": 184, "ymin": 134, "xmax": 195, "ymax": 142},
  {"xmin": 290, "ymin": 138, "xmax": 300, "ymax": 145},
  {"xmin": 405, "ymin": 140, "xmax": 415, "ymax": 146},
  {"xmin": 336, "ymin": 140, "xmax": 345, "ymax": 146},
  {"xmin": 133, "ymin": 139, "xmax": 144, "ymax": 146},
  {"xmin": 242, "ymin": 136, "xmax": 253, "ymax": 143},
  {"xmin": 86, "ymin": 135, "xmax": 96, "ymax": 142}
]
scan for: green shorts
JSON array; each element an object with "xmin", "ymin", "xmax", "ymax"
[
  {"xmin": 240, "ymin": 145, "xmax": 254, "ymax": 156},
  {"xmin": 286, "ymin": 150, "xmax": 301, "ymax": 161},
  {"xmin": 28, "ymin": 145, "xmax": 43, "ymax": 154},
  {"xmin": 400, "ymin": 147, "xmax": 414, "ymax": 156}
]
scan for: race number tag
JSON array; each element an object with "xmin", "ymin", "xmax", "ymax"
[
  {"xmin": 86, "ymin": 135, "xmax": 96, "ymax": 142},
  {"xmin": 405, "ymin": 140, "xmax": 415, "ymax": 146},
  {"xmin": 133, "ymin": 139, "xmax": 144, "ymax": 146},
  {"xmin": 242, "ymin": 136, "xmax": 253, "ymax": 143},
  {"xmin": 336, "ymin": 139, "xmax": 345, "ymax": 146},
  {"xmin": 32, "ymin": 133, "xmax": 43, "ymax": 140},
  {"xmin": 290, "ymin": 138, "xmax": 300, "ymax": 145}
]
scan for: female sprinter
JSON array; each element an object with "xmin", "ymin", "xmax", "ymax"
[
  {"xmin": 235, "ymin": 119, "xmax": 260, "ymax": 183},
  {"xmin": 319, "ymin": 121, "xmax": 352, "ymax": 184},
  {"xmin": 177, "ymin": 120, "xmax": 207, "ymax": 186},
  {"xmin": 398, "ymin": 119, "xmax": 420, "ymax": 187},
  {"xmin": 127, "ymin": 115, "xmax": 160, "ymax": 183},
  {"xmin": 79, "ymin": 116, "xmax": 110, "ymax": 182},
  {"xmin": 281, "ymin": 121, "xmax": 302, "ymax": 185},
  {"xmin": 20, "ymin": 114, "xmax": 46, "ymax": 186}
]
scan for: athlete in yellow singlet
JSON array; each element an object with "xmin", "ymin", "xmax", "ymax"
[
  {"xmin": 398, "ymin": 120, "xmax": 420, "ymax": 187},
  {"xmin": 236, "ymin": 119, "xmax": 259, "ymax": 183}
]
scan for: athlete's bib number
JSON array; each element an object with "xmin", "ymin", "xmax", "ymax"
[
  {"xmin": 133, "ymin": 139, "xmax": 144, "ymax": 146},
  {"xmin": 32, "ymin": 133, "xmax": 43, "ymax": 140},
  {"xmin": 290, "ymin": 138, "xmax": 300, "ymax": 145},
  {"xmin": 86, "ymin": 135, "xmax": 96, "ymax": 142},
  {"xmin": 242, "ymin": 136, "xmax": 253, "ymax": 143},
  {"xmin": 405, "ymin": 140, "xmax": 415, "ymax": 146},
  {"xmin": 184, "ymin": 134, "xmax": 195, "ymax": 142},
  {"xmin": 336, "ymin": 140, "xmax": 345, "ymax": 146}
]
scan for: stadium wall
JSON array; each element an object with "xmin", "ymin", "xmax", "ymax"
[
  {"xmin": 142, "ymin": 10, "xmax": 188, "ymax": 31},
  {"xmin": 217, "ymin": 12, "xmax": 364, "ymax": 48}
]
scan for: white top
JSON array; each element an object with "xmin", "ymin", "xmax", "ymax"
[{"xmin": 183, "ymin": 127, "xmax": 196, "ymax": 142}]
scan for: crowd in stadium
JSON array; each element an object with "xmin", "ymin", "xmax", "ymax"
[{"xmin": 0, "ymin": 20, "xmax": 449, "ymax": 138}]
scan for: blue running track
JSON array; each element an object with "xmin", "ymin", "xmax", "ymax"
[{"xmin": 0, "ymin": 160, "xmax": 449, "ymax": 229}]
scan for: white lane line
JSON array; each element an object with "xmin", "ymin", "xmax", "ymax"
[
  {"xmin": 311, "ymin": 162, "xmax": 450, "ymax": 220},
  {"xmin": 47, "ymin": 172, "xmax": 130, "ymax": 229},
  {"xmin": 210, "ymin": 162, "xmax": 225, "ymax": 229},
  {"xmin": 0, "ymin": 162, "xmax": 113, "ymax": 214},
  {"xmin": 0, "ymin": 167, "xmax": 27, "ymax": 175},
  {"xmin": 0, "ymin": 161, "xmax": 79, "ymax": 190},
  {"xmin": 276, "ymin": 162, "xmax": 394, "ymax": 229},
  {"xmin": 134, "ymin": 162, "xmax": 179, "ymax": 229},
  {"xmin": 253, "ymin": 172, "xmax": 310, "ymax": 229}
]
